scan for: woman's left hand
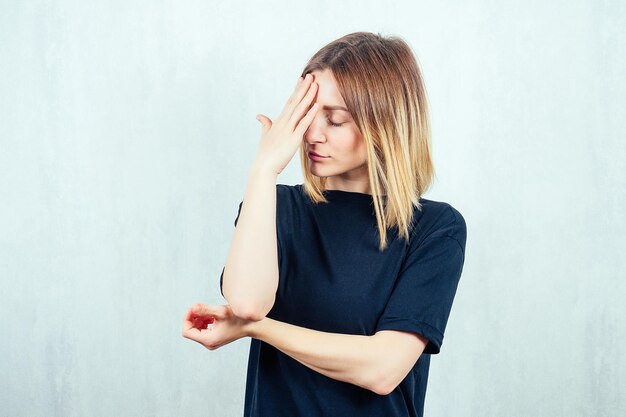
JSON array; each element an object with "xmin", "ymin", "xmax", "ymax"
[{"xmin": 182, "ymin": 303, "xmax": 253, "ymax": 350}]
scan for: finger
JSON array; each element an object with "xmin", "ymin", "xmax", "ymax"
[
  {"xmin": 187, "ymin": 329, "xmax": 219, "ymax": 351},
  {"xmin": 294, "ymin": 102, "xmax": 319, "ymax": 137},
  {"xmin": 256, "ymin": 114, "xmax": 272, "ymax": 133},
  {"xmin": 183, "ymin": 308, "xmax": 198, "ymax": 332},
  {"xmin": 183, "ymin": 308, "xmax": 195, "ymax": 325},
  {"xmin": 288, "ymin": 81, "xmax": 318, "ymax": 131},
  {"xmin": 190, "ymin": 303, "xmax": 211, "ymax": 315},
  {"xmin": 191, "ymin": 303, "xmax": 228, "ymax": 319},
  {"xmin": 182, "ymin": 304, "xmax": 215, "ymax": 331},
  {"xmin": 184, "ymin": 305, "xmax": 208, "ymax": 323},
  {"xmin": 276, "ymin": 74, "xmax": 314, "ymax": 125},
  {"xmin": 182, "ymin": 326, "xmax": 200, "ymax": 340}
]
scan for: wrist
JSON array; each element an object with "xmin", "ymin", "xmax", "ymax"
[
  {"xmin": 244, "ymin": 316, "xmax": 268, "ymax": 339},
  {"xmin": 250, "ymin": 159, "xmax": 279, "ymax": 178}
]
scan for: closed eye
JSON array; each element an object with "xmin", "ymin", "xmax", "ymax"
[{"xmin": 327, "ymin": 117, "xmax": 344, "ymax": 127}]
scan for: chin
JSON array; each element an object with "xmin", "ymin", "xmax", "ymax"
[{"xmin": 308, "ymin": 164, "xmax": 336, "ymax": 178}]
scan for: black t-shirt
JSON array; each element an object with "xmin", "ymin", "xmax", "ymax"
[{"xmin": 220, "ymin": 183, "xmax": 467, "ymax": 417}]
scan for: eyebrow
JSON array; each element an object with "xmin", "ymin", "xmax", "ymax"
[{"xmin": 321, "ymin": 105, "xmax": 349, "ymax": 112}]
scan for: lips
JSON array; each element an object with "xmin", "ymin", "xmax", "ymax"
[{"xmin": 308, "ymin": 151, "xmax": 328, "ymax": 158}]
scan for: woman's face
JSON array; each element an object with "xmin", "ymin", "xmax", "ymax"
[{"xmin": 303, "ymin": 69, "xmax": 370, "ymax": 193}]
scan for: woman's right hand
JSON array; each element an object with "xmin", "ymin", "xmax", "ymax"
[{"xmin": 253, "ymin": 73, "xmax": 320, "ymax": 175}]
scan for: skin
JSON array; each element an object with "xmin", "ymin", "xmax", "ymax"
[
  {"xmin": 182, "ymin": 72, "xmax": 427, "ymax": 395},
  {"xmin": 303, "ymin": 69, "xmax": 371, "ymax": 194}
]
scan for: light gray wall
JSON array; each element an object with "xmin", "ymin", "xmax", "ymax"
[{"xmin": 1, "ymin": 1, "xmax": 624, "ymax": 416}]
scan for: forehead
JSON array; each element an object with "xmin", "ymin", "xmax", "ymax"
[{"xmin": 311, "ymin": 69, "xmax": 347, "ymax": 110}]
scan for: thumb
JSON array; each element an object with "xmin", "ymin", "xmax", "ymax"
[
  {"xmin": 256, "ymin": 114, "xmax": 272, "ymax": 132},
  {"xmin": 191, "ymin": 303, "xmax": 227, "ymax": 319}
]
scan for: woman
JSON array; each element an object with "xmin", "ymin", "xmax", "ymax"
[{"xmin": 182, "ymin": 31, "xmax": 467, "ymax": 417}]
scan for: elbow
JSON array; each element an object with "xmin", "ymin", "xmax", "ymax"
[
  {"xmin": 363, "ymin": 365, "xmax": 399, "ymax": 396},
  {"xmin": 369, "ymin": 379, "xmax": 397, "ymax": 396},
  {"xmin": 230, "ymin": 295, "xmax": 275, "ymax": 322},
  {"xmin": 370, "ymin": 381, "xmax": 396, "ymax": 396},
  {"xmin": 230, "ymin": 304, "xmax": 265, "ymax": 322}
]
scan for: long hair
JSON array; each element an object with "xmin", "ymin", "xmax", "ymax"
[{"xmin": 298, "ymin": 31, "xmax": 435, "ymax": 251}]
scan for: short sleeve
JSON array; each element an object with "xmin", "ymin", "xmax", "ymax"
[
  {"xmin": 219, "ymin": 200, "xmax": 243, "ymax": 297},
  {"xmin": 375, "ymin": 211, "xmax": 467, "ymax": 354}
]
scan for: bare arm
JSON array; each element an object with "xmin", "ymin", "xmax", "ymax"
[
  {"xmin": 246, "ymin": 317, "xmax": 428, "ymax": 395},
  {"xmin": 220, "ymin": 73, "xmax": 320, "ymax": 321},
  {"xmin": 182, "ymin": 303, "xmax": 428, "ymax": 395},
  {"xmin": 221, "ymin": 163, "xmax": 279, "ymax": 321}
]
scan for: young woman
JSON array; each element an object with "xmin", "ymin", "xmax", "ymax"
[{"xmin": 182, "ymin": 31, "xmax": 467, "ymax": 417}]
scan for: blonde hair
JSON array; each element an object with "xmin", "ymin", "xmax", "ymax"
[{"xmin": 298, "ymin": 31, "xmax": 435, "ymax": 251}]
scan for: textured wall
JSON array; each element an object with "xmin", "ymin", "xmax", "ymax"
[{"xmin": 1, "ymin": 1, "xmax": 624, "ymax": 416}]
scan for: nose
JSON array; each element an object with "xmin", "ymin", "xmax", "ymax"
[{"xmin": 304, "ymin": 111, "xmax": 327, "ymax": 144}]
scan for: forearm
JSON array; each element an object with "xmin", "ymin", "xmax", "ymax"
[
  {"xmin": 247, "ymin": 317, "xmax": 385, "ymax": 393},
  {"xmin": 222, "ymin": 162, "xmax": 279, "ymax": 320}
]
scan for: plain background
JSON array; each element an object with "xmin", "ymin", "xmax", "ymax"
[{"xmin": 1, "ymin": 1, "xmax": 624, "ymax": 416}]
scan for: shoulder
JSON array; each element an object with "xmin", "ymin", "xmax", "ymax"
[
  {"xmin": 274, "ymin": 184, "xmax": 304, "ymax": 224},
  {"xmin": 276, "ymin": 183, "xmax": 313, "ymax": 205},
  {"xmin": 276, "ymin": 183, "xmax": 298, "ymax": 193},
  {"xmin": 275, "ymin": 183, "xmax": 302, "ymax": 202},
  {"xmin": 410, "ymin": 198, "xmax": 467, "ymax": 252}
]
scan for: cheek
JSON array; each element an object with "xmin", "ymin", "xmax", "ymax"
[
  {"xmin": 350, "ymin": 133, "xmax": 367, "ymax": 158},
  {"xmin": 329, "ymin": 129, "xmax": 366, "ymax": 161},
  {"xmin": 339, "ymin": 130, "xmax": 364, "ymax": 152}
]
